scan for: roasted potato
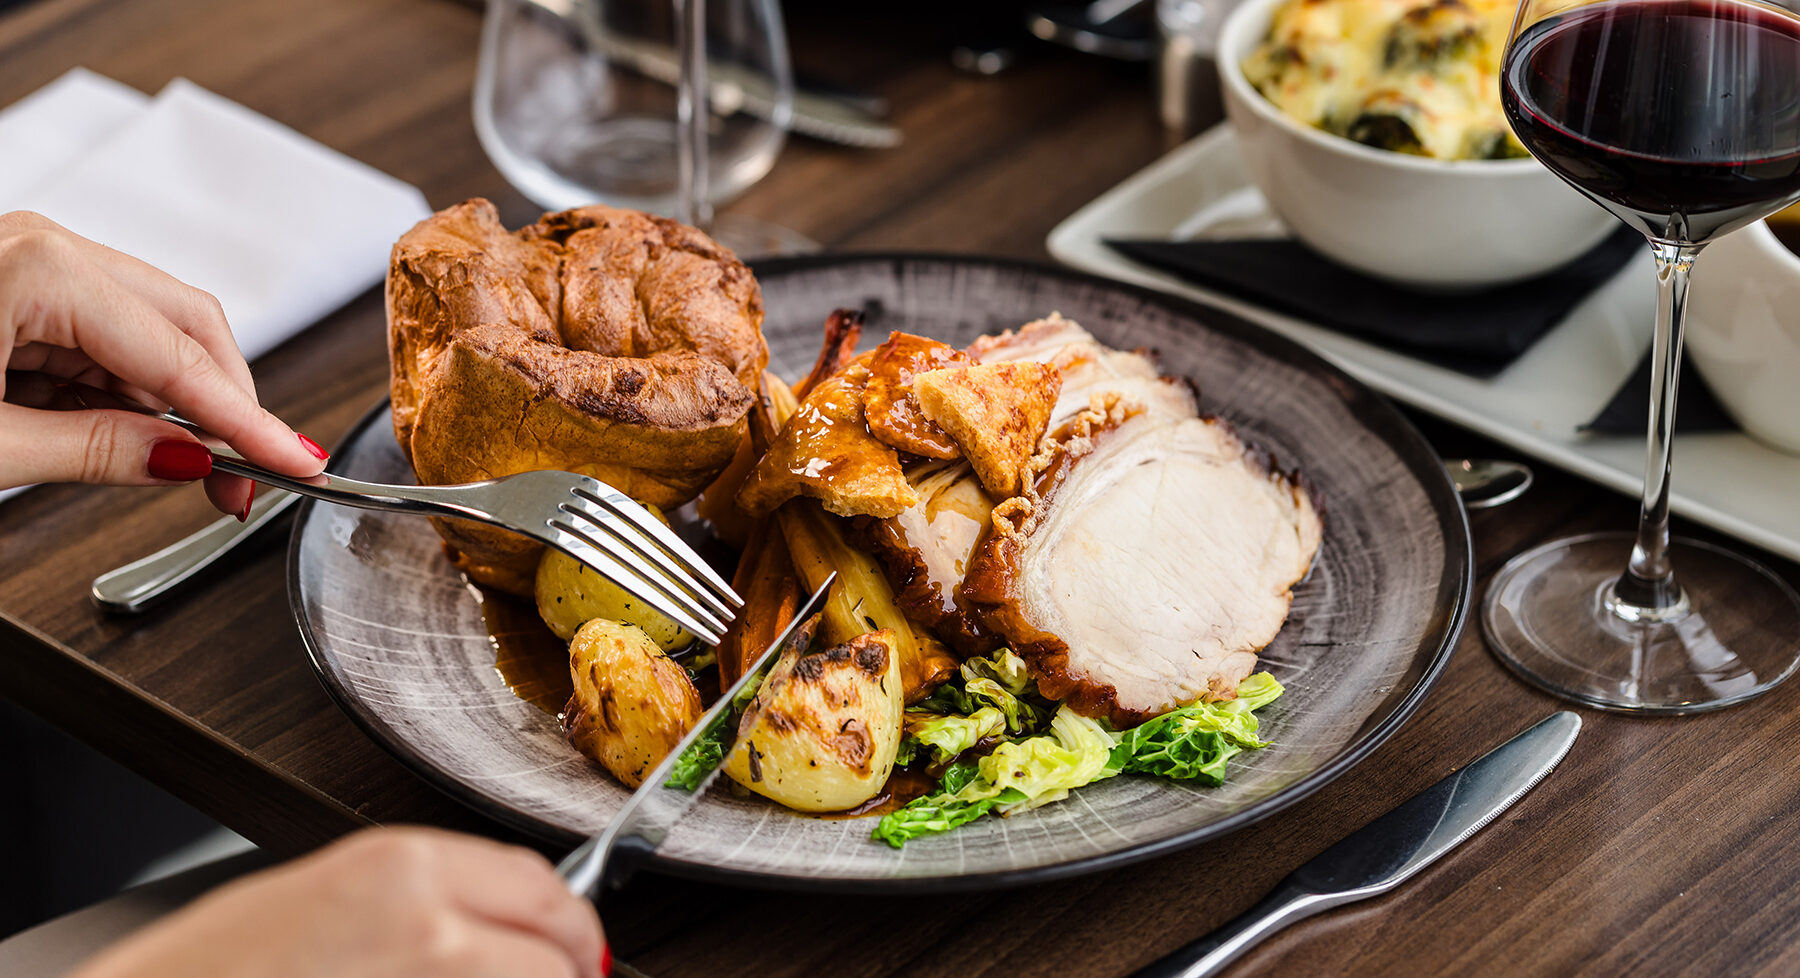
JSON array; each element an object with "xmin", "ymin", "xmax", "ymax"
[
  {"xmin": 564, "ymin": 619, "xmax": 703, "ymax": 787},
  {"xmin": 534, "ymin": 503, "xmax": 694, "ymax": 651},
  {"xmin": 722, "ymin": 630, "xmax": 905, "ymax": 812}
]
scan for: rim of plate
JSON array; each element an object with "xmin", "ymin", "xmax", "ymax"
[{"xmin": 289, "ymin": 251, "xmax": 1473, "ymax": 894}]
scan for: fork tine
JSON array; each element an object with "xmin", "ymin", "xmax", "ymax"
[
  {"xmin": 547, "ymin": 519, "xmax": 731, "ymax": 639},
  {"xmin": 557, "ymin": 501, "xmax": 734, "ymax": 621},
  {"xmin": 540, "ymin": 533, "xmax": 723, "ymax": 648},
  {"xmin": 572, "ymin": 485, "xmax": 743, "ymax": 608}
]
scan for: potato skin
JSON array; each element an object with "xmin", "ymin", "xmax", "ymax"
[
  {"xmin": 535, "ymin": 544, "xmax": 694, "ymax": 651},
  {"xmin": 564, "ymin": 619, "xmax": 703, "ymax": 787},
  {"xmin": 722, "ymin": 630, "xmax": 905, "ymax": 812}
]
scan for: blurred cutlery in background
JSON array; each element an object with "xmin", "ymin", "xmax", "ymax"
[{"xmin": 521, "ymin": 0, "xmax": 901, "ymax": 148}]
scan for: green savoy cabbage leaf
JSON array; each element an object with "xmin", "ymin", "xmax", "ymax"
[
  {"xmin": 873, "ymin": 672, "xmax": 1284, "ymax": 846},
  {"xmin": 1108, "ymin": 673, "xmax": 1286, "ymax": 783}
]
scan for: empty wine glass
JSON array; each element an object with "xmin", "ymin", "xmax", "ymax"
[
  {"xmin": 473, "ymin": 0, "xmax": 814, "ymax": 255},
  {"xmin": 1483, "ymin": 0, "xmax": 1800, "ymax": 712}
]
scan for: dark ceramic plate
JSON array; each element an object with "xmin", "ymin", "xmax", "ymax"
[{"xmin": 290, "ymin": 254, "xmax": 1471, "ymax": 892}]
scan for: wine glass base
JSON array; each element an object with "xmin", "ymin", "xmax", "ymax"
[{"xmin": 1482, "ymin": 531, "xmax": 1800, "ymax": 714}]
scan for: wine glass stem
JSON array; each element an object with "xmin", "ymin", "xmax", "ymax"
[
  {"xmin": 1610, "ymin": 240, "xmax": 1700, "ymax": 621},
  {"xmin": 675, "ymin": 0, "xmax": 713, "ymax": 231}
]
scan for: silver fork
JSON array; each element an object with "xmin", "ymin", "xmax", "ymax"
[{"xmin": 144, "ymin": 411, "xmax": 741, "ymax": 644}]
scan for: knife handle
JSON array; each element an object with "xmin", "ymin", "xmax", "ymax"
[
  {"xmin": 1130, "ymin": 882, "xmax": 1338, "ymax": 978},
  {"xmin": 90, "ymin": 487, "xmax": 299, "ymax": 612}
]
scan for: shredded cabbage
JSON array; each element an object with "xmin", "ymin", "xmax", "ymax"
[
  {"xmin": 664, "ymin": 671, "xmax": 765, "ymax": 791},
  {"xmin": 908, "ymin": 707, "xmax": 1007, "ymax": 766},
  {"xmin": 875, "ymin": 704, "xmax": 1120, "ymax": 845},
  {"xmin": 961, "ymin": 647, "xmax": 1034, "ymax": 695},
  {"xmin": 873, "ymin": 671, "xmax": 1286, "ymax": 847},
  {"xmin": 1109, "ymin": 673, "xmax": 1286, "ymax": 783}
]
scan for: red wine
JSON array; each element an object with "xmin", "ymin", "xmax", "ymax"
[{"xmin": 1502, "ymin": 0, "xmax": 1800, "ymax": 244}]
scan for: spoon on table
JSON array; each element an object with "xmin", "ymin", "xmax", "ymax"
[{"xmin": 1446, "ymin": 457, "xmax": 1534, "ymax": 509}]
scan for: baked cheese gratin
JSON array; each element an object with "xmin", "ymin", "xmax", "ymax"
[{"xmin": 1242, "ymin": 0, "xmax": 1529, "ymax": 161}]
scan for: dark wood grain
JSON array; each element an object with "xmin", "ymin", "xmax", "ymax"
[{"xmin": 3, "ymin": 1, "xmax": 1799, "ymax": 975}]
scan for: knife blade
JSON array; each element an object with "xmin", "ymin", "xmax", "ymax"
[
  {"xmin": 558, "ymin": 572, "xmax": 836, "ymax": 898},
  {"xmin": 1131, "ymin": 710, "xmax": 1582, "ymax": 978}
]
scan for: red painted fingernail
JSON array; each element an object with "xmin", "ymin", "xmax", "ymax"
[
  {"xmin": 237, "ymin": 482, "xmax": 257, "ymax": 523},
  {"xmin": 297, "ymin": 432, "xmax": 330, "ymax": 460},
  {"xmin": 600, "ymin": 943, "xmax": 613, "ymax": 978},
  {"xmin": 147, "ymin": 439, "xmax": 212, "ymax": 482}
]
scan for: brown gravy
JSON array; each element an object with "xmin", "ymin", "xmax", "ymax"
[
  {"xmin": 478, "ymin": 588, "xmax": 572, "ymax": 717},
  {"xmin": 816, "ymin": 766, "xmax": 939, "ymax": 819}
]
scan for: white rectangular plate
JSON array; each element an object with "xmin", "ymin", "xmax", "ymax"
[{"xmin": 1048, "ymin": 124, "xmax": 1800, "ymax": 565}]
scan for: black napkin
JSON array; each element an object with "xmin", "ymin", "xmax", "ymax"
[
  {"xmin": 1106, "ymin": 228, "xmax": 1733, "ymax": 433},
  {"xmin": 1105, "ymin": 227, "xmax": 1643, "ymax": 377},
  {"xmin": 1582, "ymin": 348, "xmax": 1736, "ymax": 434}
]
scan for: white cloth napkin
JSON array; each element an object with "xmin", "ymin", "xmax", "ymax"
[
  {"xmin": 0, "ymin": 68, "xmax": 149, "ymax": 197},
  {"xmin": 0, "ymin": 69, "xmax": 432, "ymax": 505},
  {"xmin": 12, "ymin": 72, "xmax": 431, "ymax": 359}
]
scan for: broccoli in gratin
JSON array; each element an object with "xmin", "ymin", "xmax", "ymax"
[{"xmin": 1243, "ymin": 0, "xmax": 1529, "ymax": 160}]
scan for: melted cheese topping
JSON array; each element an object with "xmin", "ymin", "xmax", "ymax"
[{"xmin": 1243, "ymin": 0, "xmax": 1527, "ymax": 160}]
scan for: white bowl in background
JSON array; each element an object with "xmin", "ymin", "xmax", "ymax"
[
  {"xmin": 1687, "ymin": 220, "xmax": 1800, "ymax": 455},
  {"xmin": 1215, "ymin": 0, "xmax": 1618, "ymax": 290}
]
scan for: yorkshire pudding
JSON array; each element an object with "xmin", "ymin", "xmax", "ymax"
[{"xmin": 387, "ymin": 199, "xmax": 767, "ymax": 594}]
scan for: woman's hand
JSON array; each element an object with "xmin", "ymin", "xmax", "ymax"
[
  {"xmin": 69, "ymin": 827, "xmax": 609, "ymax": 978},
  {"xmin": 0, "ymin": 210, "xmax": 326, "ymax": 517}
]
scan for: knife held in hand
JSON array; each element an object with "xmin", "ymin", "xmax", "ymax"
[
  {"xmin": 1132, "ymin": 710, "xmax": 1581, "ymax": 978},
  {"xmin": 558, "ymin": 572, "xmax": 836, "ymax": 898}
]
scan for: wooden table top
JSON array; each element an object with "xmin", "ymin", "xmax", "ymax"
[{"xmin": 6, "ymin": 1, "xmax": 1800, "ymax": 975}]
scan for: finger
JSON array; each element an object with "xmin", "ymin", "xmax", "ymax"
[
  {"xmin": 204, "ymin": 471, "xmax": 255, "ymax": 520},
  {"xmin": 8, "ymin": 370, "xmax": 249, "ymax": 517},
  {"xmin": 0, "ymin": 211, "xmax": 256, "ymax": 397},
  {"xmin": 0, "ymin": 402, "xmax": 210, "ymax": 489},
  {"xmin": 0, "ymin": 233, "xmax": 324, "ymax": 478},
  {"xmin": 2, "ymin": 369, "xmax": 170, "ymax": 418},
  {"xmin": 9, "ymin": 341, "xmax": 98, "ymax": 379},
  {"xmin": 2, "ymin": 354, "xmax": 163, "ymax": 413},
  {"xmin": 412, "ymin": 831, "xmax": 605, "ymax": 978},
  {"xmin": 430, "ymin": 919, "xmax": 582, "ymax": 978}
]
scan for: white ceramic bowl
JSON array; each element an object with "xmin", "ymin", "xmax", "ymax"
[
  {"xmin": 1687, "ymin": 220, "xmax": 1800, "ymax": 455},
  {"xmin": 1216, "ymin": 0, "xmax": 1618, "ymax": 289}
]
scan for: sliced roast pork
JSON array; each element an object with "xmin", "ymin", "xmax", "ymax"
[
  {"xmin": 969, "ymin": 314, "xmax": 1197, "ymax": 426},
  {"xmin": 855, "ymin": 461, "xmax": 1005, "ymax": 656},
  {"xmin": 763, "ymin": 314, "xmax": 1321, "ymax": 727},
  {"xmin": 962, "ymin": 399, "xmax": 1322, "ymax": 727}
]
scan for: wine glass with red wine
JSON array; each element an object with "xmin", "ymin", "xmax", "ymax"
[{"xmin": 1484, "ymin": 0, "xmax": 1800, "ymax": 712}]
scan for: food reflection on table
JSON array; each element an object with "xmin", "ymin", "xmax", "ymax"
[{"xmin": 386, "ymin": 202, "xmax": 1323, "ymax": 847}]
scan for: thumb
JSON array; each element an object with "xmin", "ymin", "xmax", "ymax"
[{"xmin": 0, "ymin": 403, "xmax": 214, "ymax": 489}]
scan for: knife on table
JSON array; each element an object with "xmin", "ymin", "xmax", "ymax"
[
  {"xmin": 558, "ymin": 572, "xmax": 836, "ymax": 899},
  {"xmin": 1131, "ymin": 710, "xmax": 1582, "ymax": 978},
  {"xmin": 91, "ymin": 488, "xmax": 300, "ymax": 612}
]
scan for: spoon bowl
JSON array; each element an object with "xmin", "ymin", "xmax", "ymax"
[{"xmin": 1447, "ymin": 458, "xmax": 1534, "ymax": 509}]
